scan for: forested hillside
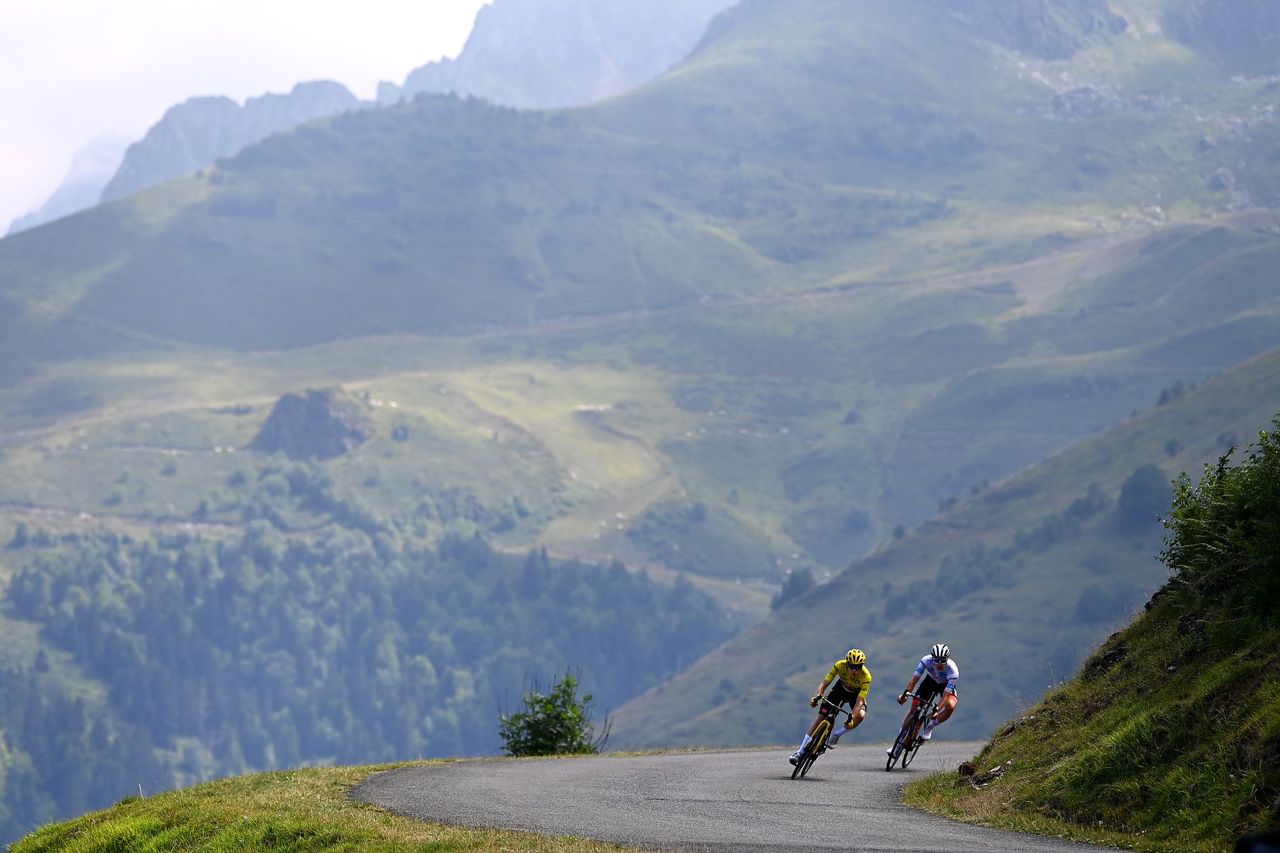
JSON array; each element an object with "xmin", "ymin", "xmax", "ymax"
[{"xmin": 0, "ymin": 472, "xmax": 730, "ymax": 841}]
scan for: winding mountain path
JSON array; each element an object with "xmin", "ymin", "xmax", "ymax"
[{"xmin": 351, "ymin": 742, "xmax": 1110, "ymax": 851}]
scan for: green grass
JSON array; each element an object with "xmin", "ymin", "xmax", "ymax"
[
  {"xmin": 902, "ymin": 604, "xmax": 1280, "ymax": 851},
  {"xmin": 10, "ymin": 763, "xmax": 626, "ymax": 853}
]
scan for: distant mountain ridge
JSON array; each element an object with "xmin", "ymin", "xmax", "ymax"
[
  {"xmin": 4, "ymin": 83, "xmax": 361, "ymax": 238},
  {"xmin": 101, "ymin": 81, "xmax": 362, "ymax": 203},
  {"xmin": 381, "ymin": 0, "xmax": 737, "ymax": 108},
  {"xmin": 5, "ymin": 136, "xmax": 129, "ymax": 236},
  {"xmin": 7, "ymin": 0, "xmax": 737, "ymax": 236},
  {"xmin": 948, "ymin": 0, "xmax": 1127, "ymax": 58}
]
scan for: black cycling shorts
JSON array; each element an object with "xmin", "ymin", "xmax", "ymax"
[
  {"xmin": 915, "ymin": 676, "xmax": 955, "ymax": 705},
  {"xmin": 821, "ymin": 681, "xmax": 866, "ymax": 717}
]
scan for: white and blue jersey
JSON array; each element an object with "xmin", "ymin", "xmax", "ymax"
[{"xmin": 914, "ymin": 654, "xmax": 958, "ymax": 694}]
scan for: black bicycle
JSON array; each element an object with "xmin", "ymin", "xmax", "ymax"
[
  {"xmin": 790, "ymin": 696, "xmax": 855, "ymax": 779},
  {"xmin": 885, "ymin": 690, "xmax": 939, "ymax": 771}
]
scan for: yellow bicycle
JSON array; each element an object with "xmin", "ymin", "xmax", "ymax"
[{"xmin": 790, "ymin": 696, "xmax": 853, "ymax": 779}]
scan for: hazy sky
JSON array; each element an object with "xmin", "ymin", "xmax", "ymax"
[{"xmin": 1, "ymin": 1, "xmax": 490, "ymax": 230}]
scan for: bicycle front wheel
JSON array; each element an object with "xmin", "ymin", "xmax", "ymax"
[
  {"xmin": 901, "ymin": 714, "xmax": 926, "ymax": 768},
  {"xmin": 902, "ymin": 737, "xmax": 922, "ymax": 768},
  {"xmin": 885, "ymin": 726, "xmax": 908, "ymax": 771},
  {"xmin": 800, "ymin": 719, "xmax": 830, "ymax": 778}
]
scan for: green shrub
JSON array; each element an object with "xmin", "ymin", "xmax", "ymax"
[
  {"xmin": 498, "ymin": 671, "xmax": 609, "ymax": 757},
  {"xmin": 1162, "ymin": 420, "xmax": 1280, "ymax": 614}
]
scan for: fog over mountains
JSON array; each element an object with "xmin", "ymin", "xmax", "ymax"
[
  {"xmin": 4, "ymin": 135, "xmax": 130, "ymax": 236},
  {"xmin": 6, "ymin": 0, "xmax": 735, "ymax": 236}
]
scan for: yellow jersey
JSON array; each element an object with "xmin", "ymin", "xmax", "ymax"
[{"xmin": 825, "ymin": 659, "xmax": 872, "ymax": 698}]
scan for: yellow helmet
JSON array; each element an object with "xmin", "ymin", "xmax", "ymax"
[{"xmin": 846, "ymin": 648, "xmax": 866, "ymax": 666}]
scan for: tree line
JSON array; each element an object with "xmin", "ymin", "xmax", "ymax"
[{"xmin": 0, "ymin": 521, "xmax": 732, "ymax": 843}]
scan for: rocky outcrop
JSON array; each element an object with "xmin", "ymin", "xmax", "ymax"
[
  {"xmin": 948, "ymin": 0, "xmax": 1127, "ymax": 59},
  {"xmin": 101, "ymin": 81, "xmax": 360, "ymax": 202},
  {"xmin": 248, "ymin": 389, "xmax": 371, "ymax": 461},
  {"xmin": 1163, "ymin": 0, "xmax": 1280, "ymax": 75},
  {"xmin": 380, "ymin": 0, "xmax": 736, "ymax": 109}
]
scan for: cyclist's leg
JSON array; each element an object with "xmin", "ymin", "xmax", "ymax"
[
  {"xmin": 916, "ymin": 679, "xmax": 943, "ymax": 739},
  {"xmin": 814, "ymin": 693, "xmax": 840, "ymax": 743},
  {"xmin": 847, "ymin": 695, "xmax": 868, "ymax": 729},
  {"xmin": 926, "ymin": 689, "xmax": 957, "ymax": 733},
  {"xmin": 833, "ymin": 694, "xmax": 867, "ymax": 743},
  {"xmin": 793, "ymin": 698, "xmax": 834, "ymax": 757},
  {"xmin": 826, "ymin": 685, "xmax": 855, "ymax": 745},
  {"xmin": 899, "ymin": 694, "xmax": 920, "ymax": 732}
]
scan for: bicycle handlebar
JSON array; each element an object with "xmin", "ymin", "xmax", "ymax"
[
  {"xmin": 901, "ymin": 690, "xmax": 940, "ymax": 713},
  {"xmin": 812, "ymin": 695, "xmax": 861, "ymax": 720}
]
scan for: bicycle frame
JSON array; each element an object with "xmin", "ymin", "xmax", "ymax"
[
  {"xmin": 790, "ymin": 696, "xmax": 858, "ymax": 779},
  {"xmin": 885, "ymin": 690, "xmax": 940, "ymax": 771}
]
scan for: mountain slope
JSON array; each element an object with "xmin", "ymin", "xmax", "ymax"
[
  {"xmin": 384, "ymin": 0, "xmax": 737, "ymax": 108},
  {"xmin": 906, "ymin": 419, "xmax": 1280, "ymax": 851},
  {"xmin": 3, "ymin": 0, "xmax": 1278, "ymax": 371},
  {"xmin": 611, "ymin": 346, "xmax": 1280, "ymax": 748},
  {"xmin": 101, "ymin": 82, "xmax": 362, "ymax": 203}
]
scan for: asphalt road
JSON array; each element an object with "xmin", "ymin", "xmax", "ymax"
[{"xmin": 350, "ymin": 742, "xmax": 1111, "ymax": 851}]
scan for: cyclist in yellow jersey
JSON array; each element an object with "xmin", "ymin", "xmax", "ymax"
[{"xmin": 789, "ymin": 648, "xmax": 871, "ymax": 765}]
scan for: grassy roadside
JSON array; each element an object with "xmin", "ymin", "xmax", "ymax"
[
  {"xmin": 902, "ymin": 598, "xmax": 1280, "ymax": 852},
  {"xmin": 9, "ymin": 761, "xmax": 626, "ymax": 852},
  {"xmin": 902, "ymin": 426, "xmax": 1280, "ymax": 853}
]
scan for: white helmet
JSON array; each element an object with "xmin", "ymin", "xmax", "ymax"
[{"xmin": 931, "ymin": 643, "xmax": 950, "ymax": 662}]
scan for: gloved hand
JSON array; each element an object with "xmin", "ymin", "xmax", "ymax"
[
  {"xmin": 809, "ymin": 695, "xmax": 822, "ymax": 708},
  {"xmin": 897, "ymin": 692, "xmax": 908, "ymax": 705}
]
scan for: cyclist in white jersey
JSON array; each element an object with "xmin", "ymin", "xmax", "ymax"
[{"xmin": 891, "ymin": 643, "xmax": 958, "ymax": 749}]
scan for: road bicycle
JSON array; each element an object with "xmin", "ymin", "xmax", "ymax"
[
  {"xmin": 885, "ymin": 689, "xmax": 940, "ymax": 771},
  {"xmin": 789, "ymin": 696, "xmax": 855, "ymax": 779}
]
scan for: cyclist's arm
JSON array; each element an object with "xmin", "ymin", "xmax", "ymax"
[
  {"xmin": 902, "ymin": 656, "xmax": 928, "ymax": 697},
  {"xmin": 814, "ymin": 662, "xmax": 841, "ymax": 700}
]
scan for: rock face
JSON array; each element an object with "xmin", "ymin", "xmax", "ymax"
[
  {"xmin": 948, "ymin": 0, "xmax": 1127, "ymax": 59},
  {"xmin": 381, "ymin": 0, "xmax": 737, "ymax": 109},
  {"xmin": 249, "ymin": 389, "xmax": 371, "ymax": 461},
  {"xmin": 1163, "ymin": 0, "xmax": 1280, "ymax": 75},
  {"xmin": 101, "ymin": 81, "xmax": 360, "ymax": 202}
]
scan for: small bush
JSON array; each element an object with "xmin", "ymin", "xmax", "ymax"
[{"xmin": 498, "ymin": 671, "xmax": 610, "ymax": 757}]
